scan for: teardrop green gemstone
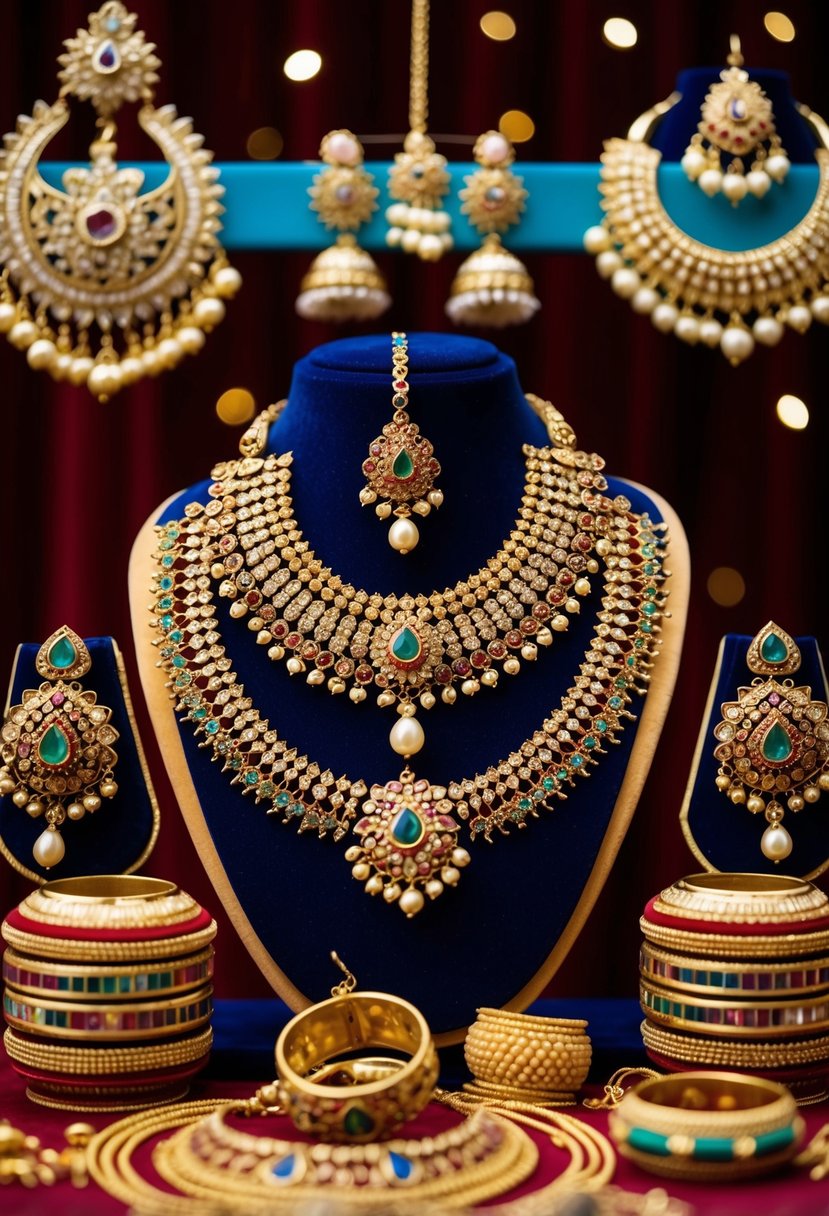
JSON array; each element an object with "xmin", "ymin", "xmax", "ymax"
[
  {"xmin": 391, "ymin": 806, "xmax": 424, "ymax": 847},
  {"xmin": 391, "ymin": 626, "xmax": 421, "ymax": 663},
  {"xmin": 343, "ymin": 1105, "xmax": 375, "ymax": 1138},
  {"xmin": 38, "ymin": 724, "xmax": 70, "ymax": 767},
  {"xmin": 47, "ymin": 636, "xmax": 77, "ymax": 669},
  {"xmin": 760, "ymin": 631, "xmax": 788, "ymax": 664},
  {"xmin": 762, "ymin": 720, "xmax": 792, "ymax": 763},
  {"xmin": 392, "ymin": 449, "xmax": 415, "ymax": 480}
]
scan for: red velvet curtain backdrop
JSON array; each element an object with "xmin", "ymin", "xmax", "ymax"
[{"xmin": 0, "ymin": 0, "xmax": 826, "ymax": 999}]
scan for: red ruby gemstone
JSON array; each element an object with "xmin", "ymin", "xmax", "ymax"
[
  {"xmin": 435, "ymin": 665, "xmax": 452, "ymax": 684},
  {"xmin": 505, "ymin": 631, "xmax": 522, "ymax": 648},
  {"xmin": 453, "ymin": 659, "xmax": 472, "ymax": 676},
  {"xmin": 85, "ymin": 208, "xmax": 118, "ymax": 240},
  {"xmin": 470, "ymin": 651, "xmax": 488, "ymax": 668},
  {"xmin": 284, "ymin": 633, "xmax": 301, "ymax": 648}
]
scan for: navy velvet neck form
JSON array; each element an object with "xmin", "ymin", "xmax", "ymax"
[{"xmin": 155, "ymin": 334, "xmax": 667, "ymax": 1031}]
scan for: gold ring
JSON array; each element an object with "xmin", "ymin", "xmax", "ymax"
[{"xmin": 275, "ymin": 990, "xmax": 438, "ymax": 1142}]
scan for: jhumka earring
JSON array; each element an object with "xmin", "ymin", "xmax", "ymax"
[
  {"xmin": 385, "ymin": 0, "xmax": 453, "ymax": 261},
  {"xmin": 682, "ymin": 36, "xmax": 790, "ymax": 204},
  {"xmin": 446, "ymin": 129, "xmax": 540, "ymax": 327},
  {"xmin": 0, "ymin": 627, "xmax": 119, "ymax": 869},
  {"xmin": 0, "ymin": 1, "xmax": 240, "ymax": 400},
  {"xmin": 712, "ymin": 622, "xmax": 829, "ymax": 862},
  {"xmin": 359, "ymin": 332, "xmax": 442, "ymax": 555},
  {"xmin": 296, "ymin": 130, "xmax": 390, "ymax": 322},
  {"xmin": 584, "ymin": 60, "xmax": 829, "ymax": 363}
]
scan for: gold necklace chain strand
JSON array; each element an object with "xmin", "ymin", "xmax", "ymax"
[{"xmin": 151, "ymin": 402, "xmax": 668, "ymax": 915}]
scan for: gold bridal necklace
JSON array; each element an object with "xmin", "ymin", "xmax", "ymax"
[{"xmin": 151, "ymin": 401, "xmax": 669, "ymax": 916}]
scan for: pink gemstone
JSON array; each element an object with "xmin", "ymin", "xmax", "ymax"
[
  {"xmin": 85, "ymin": 208, "xmax": 118, "ymax": 240},
  {"xmin": 17, "ymin": 743, "xmax": 30, "ymax": 757},
  {"xmin": 51, "ymin": 691, "xmax": 65, "ymax": 705}
]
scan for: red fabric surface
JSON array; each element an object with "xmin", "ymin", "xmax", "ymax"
[
  {"xmin": 0, "ymin": 2, "xmax": 827, "ymax": 1002},
  {"xmin": 1, "ymin": 1049, "xmax": 828, "ymax": 1216},
  {"xmin": 642, "ymin": 901, "xmax": 829, "ymax": 937}
]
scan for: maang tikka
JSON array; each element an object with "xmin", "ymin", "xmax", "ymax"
[
  {"xmin": 682, "ymin": 36, "xmax": 791, "ymax": 204},
  {"xmin": 0, "ymin": 627, "xmax": 120, "ymax": 869},
  {"xmin": 712, "ymin": 622, "xmax": 829, "ymax": 863},
  {"xmin": 0, "ymin": 1, "xmax": 241, "ymax": 401},
  {"xmin": 359, "ymin": 332, "xmax": 443, "ymax": 555}
]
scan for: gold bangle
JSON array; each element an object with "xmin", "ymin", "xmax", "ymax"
[
  {"xmin": 3, "ymin": 1026, "xmax": 213, "ymax": 1073},
  {"xmin": 464, "ymin": 1007, "xmax": 592, "ymax": 1099},
  {"xmin": 15, "ymin": 876, "xmax": 202, "ymax": 929},
  {"xmin": 27, "ymin": 1085, "xmax": 190, "ymax": 1114},
  {"xmin": 0, "ymin": 919, "xmax": 218, "ymax": 962},
  {"xmin": 640, "ymin": 916, "xmax": 829, "ymax": 959},
  {"xmin": 609, "ymin": 1071, "xmax": 805, "ymax": 1182},
  {"xmin": 640, "ymin": 978, "xmax": 829, "ymax": 1037},
  {"xmin": 275, "ymin": 979, "xmax": 438, "ymax": 1141},
  {"xmin": 640, "ymin": 1020, "xmax": 829, "ymax": 1069},
  {"xmin": 652, "ymin": 874, "xmax": 829, "ymax": 924},
  {"xmin": 2, "ymin": 945, "xmax": 214, "ymax": 1000},
  {"xmin": 640, "ymin": 941, "xmax": 829, "ymax": 998},
  {"xmin": 3, "ymin": 982, "xmax": 212, "ymax": 1040},
  {"xmin": 462, "ymin": 1078, "xmax": 577, "ymax": 1107}
]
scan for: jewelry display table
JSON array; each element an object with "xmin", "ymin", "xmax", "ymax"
[{"xmin": 2, "ymin": 998, "xmax": 825, "ymax": 1215}]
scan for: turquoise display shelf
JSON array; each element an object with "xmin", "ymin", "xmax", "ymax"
[{"xmin": 41, "ymin": 162, "xmax": 820, "ymax": 252}]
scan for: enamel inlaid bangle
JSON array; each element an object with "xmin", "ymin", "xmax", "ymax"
[
  {"xmin": 609, "ymin": 1072, "xmax": 804, "ymax": 1182},
  {"xmin": 4, "ymin": 1026, "xmax": 213, "ymax": 1073},
  {"xmin": 3, "ymin": 983, "xmax": 212, "ymax": 1040},
  {"xmin": 276, "ymin": 985, "xmax": 438, "ymax": 1142},
  {"xmin": 640, "ymin": 942, "xmax": 829, "ymax": 998},
  {"xmin": 2, "ymin": 946, "xmax": 214, "ymax": 1000},
  {"xmin": 641, "ymin": 980, "xmax": 829, "ymax": 1037}
]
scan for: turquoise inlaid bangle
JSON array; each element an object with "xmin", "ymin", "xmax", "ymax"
[
  {"xmin": 3, "ymin": 983, "xmax": 212, "ymax": 1040},
  {"xmin": 640, "ymin": 978, "xmax": 829, "ymax": 1036},
  {"xmin": 2, "ymin": 947, "xmax": 213, "ymax": 1000},
  {"xmin": 627, "ymin": 1123, "xmax": 797, "ymax": 1161},
  {"xmin": 640, "ymin": 942, "xmax": 829, "ymax": 998}
]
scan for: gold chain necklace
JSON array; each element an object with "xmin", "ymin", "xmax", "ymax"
[{"xmin": 151, "ymin": 403, "xmax": 668, "ymax": 916}]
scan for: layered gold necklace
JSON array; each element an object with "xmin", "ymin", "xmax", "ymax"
[{"xmin": 151, "ymin": 400, "xmax": 668, "ymax": 916}]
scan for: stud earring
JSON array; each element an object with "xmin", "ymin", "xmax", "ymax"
[
  {"xmin": 712, "ymin": 621, "xmax": 829, "ymax": 863},
  {"xmin": 682, "ymin": 35, "xmax": 790, "ymax": 204},
  {"xmin": 446, "ymin": 130, "xmax": 540, "ymax": 327},
  {"xmin": 0, "ymin": 1, "xmax": 240, "ymax": 401},
  {"xmin": 0, "ymin": 627, "xmax": 119, "ymax": 869},
  {"xmin": 359, "ymin": 332, "xmax": 442, "ymax": 555},
  {"xmin": 296, "ymin": 130, "xmax": 390, "ymax": 323}
]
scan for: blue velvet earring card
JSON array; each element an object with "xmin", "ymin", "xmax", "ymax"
[
  {"xmin": 0, "ymin": 636, "xmax": 159, "ymax": 882},
  {"xmin": 145, "ymin": 333, "xmax": 685, "ymax": 1036},
  {"xmin": 681, "ymin": 633, "xmax": 828, "ymax": 879}
]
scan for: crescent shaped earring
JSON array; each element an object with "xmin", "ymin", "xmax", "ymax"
[{"xmin": 0, "ymin": 1, "xmax": 241, "ymax": 401}]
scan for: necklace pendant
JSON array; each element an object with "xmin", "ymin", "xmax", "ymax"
[{"xmin": 345, "ymin": 773, "xmax": 470, "ymax": 916}]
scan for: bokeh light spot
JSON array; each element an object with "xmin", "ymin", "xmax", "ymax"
[
  {"xmin": 246, "ymin": 127, "xmax": 283, "ymax": 160},
  {"xmin": 603, "ymin": 17, "xmax": 638, "ymax": 49},
  {"xmin": 216, "ymin": 388, "xmax": 256, "ymax": 426},
  {"xmin": 498, "ymin": 109, "xmax": 535, "ymax": 143},
  {"xmin": 764, "ymin": 12, "xmax": 795, "ymax": 42},
  {"xmin": 776, "ymin": 394, "xmax": 809, "ymax": 429},
  {"xmin": 481, "ymin": 12, "xmax": 517, "ymax": 41},
  {"xmin": 707, "ymin": 567, "xmax": 746, "ymax": 608},
  {"xmin": 284, "ymin": 50, "xmax": 322, "ymax": 82}
]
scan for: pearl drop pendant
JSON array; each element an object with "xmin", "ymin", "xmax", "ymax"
[{"xmin": 33, "ymin": 826, "xmax": 66, "ymax": 869}]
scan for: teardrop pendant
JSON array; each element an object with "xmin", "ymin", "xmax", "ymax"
[{"xmin": 32, "ymin": 826, "xmax": 66, "ymax": 869}]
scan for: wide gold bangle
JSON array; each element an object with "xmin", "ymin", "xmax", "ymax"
[
  {"xmin": 640, "ymin": 941, "xmax": 829, "ymax": 998},
  {"xmin": 2, "ymin": 945, "xmax": 214, "ymax": 1000},
  {"xmin": 653, "ymin": 874, "xmax": 829, "ymax": 924},
  {"xmin": 4, "ymin": 982, "xmax": 213, "ymax": 1040},
  {"xmin": 464, "ymin": 1007, "xmax": 592, "ymax": 1101},
  {"xmin": 609, "ymin": 1072, "xmax": 805, "ymax": 1182},
  {"xmin": 15, "ymin": 876, "xmax": 201, "ymax": 929},
  {"xmin": 4, "ymin": 1026, "xmax": 213, "ymax": 1073},
  {"xmin": 640, "ymin": 918, "xmax": 829, "ymax": 959},
  {"xmin": 0, "ymin": 919, "xmax": 218, "ymax": 962},
  {"xmin": 275, "ymin": 984, "xmax": 438, "ymax": 1142},
  {"xmin": 640, "ymin": 1021, "xmax": 829, "ymax": 1071},
  {"xmin": 641, "ymin": 978, "xmax": 829, "ymax": 1037}
]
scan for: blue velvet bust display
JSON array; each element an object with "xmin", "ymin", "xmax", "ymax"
[
  {"xmin": 0, "ymin": 637, "xmax": 158, "ymax": 881},
  {"xmin": 136, "ymin": 333, "xmax": 686, "ymax": 1039},
  {"xmin": 682, "ymin": 633, "xmax": 829, "ymax": 879}
]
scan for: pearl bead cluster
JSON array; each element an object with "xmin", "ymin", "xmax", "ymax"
[
  {"xmin": 464, "ymin": 1008, "xmax": 592, "ymax": 1104},
  {"xmin": 682, "ymin": 142, "xmax": 791, "ymax": 203},
  {"xmin": 587, "ymin": 138, "xmax": 829, "ymax": 364},
  {"xmin": 386, "ymin": 131, "xmax": 453, "ymax": 261},
  {"xmin": 385, "ymin": 202, "xmax": 453, "ymax": 261}
]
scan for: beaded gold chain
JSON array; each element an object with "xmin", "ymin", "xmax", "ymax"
[{"xmin": 151, "ymin": 400, "xmax": 668, "ymax": 916}]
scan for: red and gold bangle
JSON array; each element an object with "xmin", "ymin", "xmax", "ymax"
[
  {"xmin": 3, "ymin": 983, "xmax": 213, "ymax": 1040},
  {"xmin": 1, "ymin": 913, "xmax": 217, "ymax": 962},
  {"xmin": 641, "ymin": 979, "xmax": 829, "ymax": 1037},
  {"xmin": 2, "ymin": 946, "xmax": 214, "ymax": 1000},
  {"xmin": 640, "ymin": 1020, "xmax": 829, "ymax": 1071},
  {"xmin": 640, "ymin": 917, "xmax": 829, "ymax": 959},
  {"xmin": 640, "ymin": 942, "xmax": 829, "ymax": 998},
  {"xmin": 4, "ymin": 1025, "xmax": 213, "ymax": 1073}
]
